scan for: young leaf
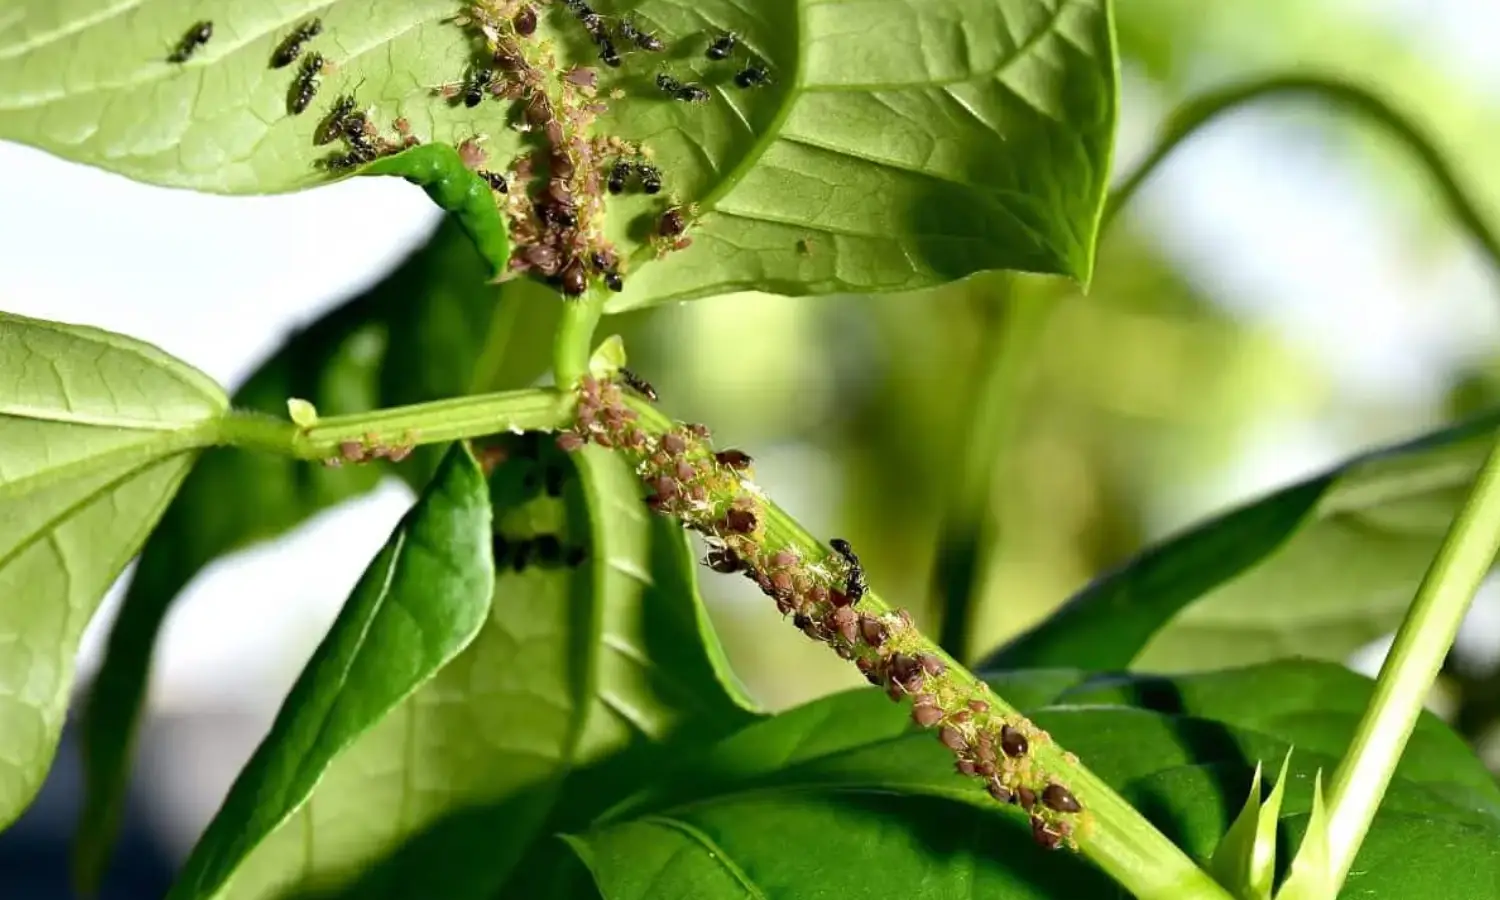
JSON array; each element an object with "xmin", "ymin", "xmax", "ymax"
[
  {"xmin": 574, "ymin": 660, "xmax": 1499, "ymax": 900},
  {"xmin": 167, "ymin": 445, "xmax": 494, "ymax": 900},
  {"xmin": 0, "ymin": 311, "xmax": 225, "ymax": 831},
  {"xmin": 1209, "ymin": 754, "xmax": 1289, "ymax": 900},
  {"xmin": 73, "ymin": 218, "xmax": 557, "ymax": 891},
  {"xmin": 1275, "ymin": 772, "xmax": 1333, "ymax": 900},
  {"xmin": 185, "ymin": 440, "xmax": 758, "ymax": 900},
  {"xmin": 982, "ymin": 412, "xmax": 1500, "ymax": 672}
]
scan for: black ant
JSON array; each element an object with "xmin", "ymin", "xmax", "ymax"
[
  {"xmin": 829, "ymin": 538, "xmax": 867, "ymax": 603},
  {"xmin": 706, "ymin": 31, "xmax": 736, "ymax": 60},
  {"xmin": 289, "ymin": 53, "xmax": 324, "ymax": 115},
  {"xmin": 735, "ymin": 60, "xmax": 772, "ymax": 89},
  {"xmin": 478, "ymin": 169, "xmax": 508, "ymax": 193},
  {"xmin": 619, "ymin": 368, "xmax": 657, "ymax": 402},
  {"xmin": 315, "ymin": 94, "xmax": 357, "ymax": 145},
  {"xmin": 597, "ymin": 36, "xmax": 621, "ymax": 67},
  {"xmin": 271, "ymin": 18, "xmax": 322, "ymax": 68},
  {"xmin": 167, "ymin": 21, "xmax": 213, "ymax": 64},
  {"xmin": 463, "ymin": 68, "xmax": 495, "ymax": 108}
]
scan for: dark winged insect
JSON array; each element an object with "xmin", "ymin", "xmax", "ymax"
[
  {"xmin": 597, "ymin": 37, "xmax": 621, "ymax": 67},
  {"xmin": 619, "ymin": 368, "xmax": 658, "ymax": 402},
  {"xmin": 464, "ymin": 68, "xmax": 495, "ymax": 107},
  {"xmin": 656, "ymin": 73, "xmax": 682, "ymax": 95},
  {"xmin": 638, "ymin": 162, "xmax": 663, "ymax": 194},
  {"xmin": 735, "ymin": 60, "xmax": 772, "ymax": 88},
  {"xmin": 289, "ymin": 53, "xmax": 324, "ymax": 115},
  {"xmin": 271, "ymin": 17, "xmax": 323, "ymax": 68},
  {"xmin": 706, "ymin": 31, "xmax": 737, "ymax": 60},
  {"xmin": 315, "ymin": 94, "xmax": 358, "ymax": 145},
  {"xmin": 478, "ymin": 169, "xmax": 508, "ymax": 193},
  {"xmin": 167, "ymin": 21, "xmax": 213, "ymax": 63},
  {"xmin": 617, "ymin": 19, "xmax": 664, "ymax": 52},
  {"xmin": 674, "ymin": 83, "xmax": 710, "ymax": 103},
  {"xmin": 607, "ymin": 159, "xmax": 634, "ymax": 194}
]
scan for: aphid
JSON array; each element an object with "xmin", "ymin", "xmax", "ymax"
[
  {"xmin": 617, "ymin": 19, "xmax": 664, "ymax": 52},
  {"xmin": 706, "ymin": 31, "xmax": 737, "ymax": 60},
  {"xmin": 478, "ymin": 169, "xmax": 508, "ymax": 193},
  {"xmin": 715, "ymin": 449, "xmax": 752, "ymax": 470},
  {"xmin": 603, "ymin": 271, "xmax": 624, "ymax": 292},
  {"xmin": 734, "ymin": 59, "xmax": 772, "ymax": 89},
  {"xmin": 658, "ymin": 206, "xmax": 687, "ymax": 237},
  {"xmin": 289, "ymin": 53, "xmax": 324, "ymax": 115},
  {"xmin": 513, "ymin": 5, "xmax": 538, "ymax": 37},
  {"xmin": 464, "ymin": 68, "xmax": 495, "ymax": 108},
  {"xmin": 597, "ymin": 37, "xmax": 621, "ymax": 67},
  {"xmin": 619, "ymin": 368, "xmax": 658, "ymax": 402},
  {"xmin": 560, "ymin": 259, "xmax": 588, "ymax": 297},
  {"xmin": 271, "ymin": 17, "xmax": 322, "ymax": 68},
  {"xmin": 168, "ymin": 20, "xmax": 213, "ymax": 64},
  {"xmin": 315, "ymin": 94, "xmax": 358, "ymax": 145},
  {"xmin": 999, "ymin": 724, "xmax": 1029, "ymax": 758},
  {"xmin": 607, "ymin": 159, "xmax": 634, "ymax": 194},
  {"xmin": 638, "ymin": 162, "xmax": 663, "ymax": 194},
  {"xmin": 1042, "ymin": 783, "xmax": 1082, "ymax": 814}
]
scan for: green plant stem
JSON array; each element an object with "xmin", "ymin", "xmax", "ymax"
[
  {"xmin": 1104, "ymin": 74, "xmax": 1500, "ymax": 280},
  {"xmin": 623, "ymin": 396, "xmax": 1235, "ymax": 900},
  {"xmin": 1325, "ymin": 433, "xmax": 1500, "ymax": 888},
  {"xmin": 218, "ymin": 388, "xmax": 574, "ymax": 459},
  {"xmin": 554, "ymin": 293, "xmax": 605, "ymax": 387}
]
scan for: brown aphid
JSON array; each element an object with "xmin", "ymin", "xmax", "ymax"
[
  {"xmin": 687, "ymin": 423, "xmax": 712, "ymax": 440},
  {"xmin": 715, "ymin": 449, "xmax": 752, "ymax": 470},
  {"xmin": 856, "ymin": 657, "xmax": 882, "ymax": 686},
  {"xmin": 806, "ymin": 584, "xmax": 830, "ymax": 606},
  {"xmin": 674, "ymin": 459, "xmax": 696, "ymax": 482},
  {"xmin": 938, "ymin": 725, "xmax": 967, "ymax": 752},
  {"xmin": 560, "ymin": 259, "xmax": 589, "ymax": 297},
  {"xmin": 1031, "ymin": 816, "xmax": 1063, "ymax": 850},
  {"xmin": 829, "ymin": 589, "xmax": 852, "ymax": 609},
  {"xmin": 557, "ymin": 431, "xmax": 587, "ymax": 452},
  {"xmin": 339, "ymin": 440, "xmax": 365, "ymax": 462},
  {"xmin": 658, "ymin": 206, "xmax": 687, "ymax": 237},
  {"xmin": 955, "ymin": 758, "xmax": 977, "ymax": 777},
  {"xmin": 859, "ymin": 615, "xmax": 887, "ymax": 647},
  {"xmin": 513, "ymin": 5, "xmax": 538, "ymax": 36},
  {"xmin": 887, "ymin": 653, "xmax": 924, "ymax": 693},
  {"xmin": 523, "ymin": 244, "xmax": 561, "ymax": 276},
  {"xmin": 771, "ymin": 548, "xmax": 799, "ymax": 568},
  {"xmin": 912, "ymin": 703, "xmax": 943, "ymax": 728},
  {"xmin": 969, "ymin": 699, "xmax": 990, "ymax": 714},
  {"xmin": 1000, "ymin": 724, "xmax": 1029, "ymax": 758},
  {"xmin": 1015, "ymin": 787, "xmax": 1038, "ymax": 810},
  {"xmin": 829, "ymin": 606, "xmax": 858, "ymax": 643},
  {"xmin": 1042, "ymin": 783, "xmax": 1082, "ymax": 814},
  {"xmin": 724, "ymin": 508, "xmax": 757, "ymax": 534},
  {"xmin": 662, "ymin": 432, "xmax": 688, "ymax": 454},
  {"xmin": 986, "ymin": 779, "xmax": 1013, "ymax": 804}
]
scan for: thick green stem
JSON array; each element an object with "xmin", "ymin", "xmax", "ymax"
[
  {"xmin": 217, "ymin": 388, "xmax": 574, "ymax": 459},
  {"xmin": 1105, "ymin": 74, "xmax": 1500, "ymax": 280},
  {"xmin": 623, "ymin": 397, "xmax": 1234, "ymax": 900},
  {"xmin": 553, "ymin": 293, "xmax": 606, "ymax": 387},
  {"xmin": 1325, "ymin": 434, "xmax": 1500, "ymax": 888}
]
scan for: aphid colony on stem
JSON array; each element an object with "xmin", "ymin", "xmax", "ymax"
[
  {"xmin": 556, "ymin": 371, "xmax": 1091, "ymax": 851},
  {"xmin": 167, "ymin": 21, "xmax": 212, "ymax": 63}
]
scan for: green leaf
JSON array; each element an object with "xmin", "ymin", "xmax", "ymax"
[
  {"xmin": 603, "ymin": 0, "xmax": 1120, "ymax": 310},
  {"xmin": 168, "ymin": 445, "xmax": 494, "ymax": 900},
  {"xmin": 0, "ymin": 310, "xmax": 225, "ymax": 830},
  {"xmin": 193, "ymin": 438, "xmax": 758, "ymax": 900},
  {"xmin": 362, "ymin": 145, "xmax": 511, "ymax": 278},
  {"xmin": 74, "ymin": 218, "xmax": 558, "ymax": 890},
  {"xmin": 982, "ymin": 412, "xmax": 1500, "ymax": 672},
  {"xmin": 569, "ymin": 660, "xmax": 1499, "ymax": 899},
  {"xmin": 1, "ymin": 0, "xmax": 1117, "ymax": 308}
]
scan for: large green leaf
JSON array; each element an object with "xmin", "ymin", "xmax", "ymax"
[
  {"xmin": 75, "ymin": 218, "xmax": 559, "ymax": 889},
  {"xmin": 981, "ymin": 413, "xmax": 1500, "ymax": 672},
  {"xmin": 0, "ymin": 310, "xmax": 225, "ymax": 830},
  {"xmin": 0, "ymin": 0, "xmax": 1118, "ymax": 304},
  {"xmin": 188, "ymin": 437, "xmax": 757, "ymax": 900},
  {"xmin": 568, "ymin": 660, "xmax": 1499, "ymax": 899},
  {"xmin": 168, "ymin": 445, "xmax": 494, "ymax": 900}
]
